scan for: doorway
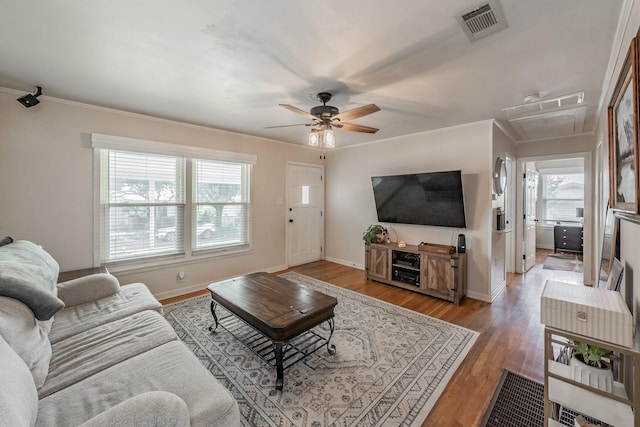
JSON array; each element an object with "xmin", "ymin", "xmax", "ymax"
[
  {"xmin": 286, "ymin": 162, "xmax": 325, "ymax": 267},
  {"xmin": 514, "ymin": 153, "xmax": 591, "ymax": 284}
]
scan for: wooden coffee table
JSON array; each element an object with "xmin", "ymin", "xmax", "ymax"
[{"xmin": 207, "ymin": 272, "xmax": 338, "ymax": 390}]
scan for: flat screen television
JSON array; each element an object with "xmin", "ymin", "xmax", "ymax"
[{"xmin": 371, "ymin": 170, "xmax": 466, "ymax": 228}]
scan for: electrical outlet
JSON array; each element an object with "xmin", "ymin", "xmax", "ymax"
[{"xmin": 177, "ymin": 271, "xmax": 185, "ymax": 282}]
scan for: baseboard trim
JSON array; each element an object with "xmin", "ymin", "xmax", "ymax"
[
  {"xmin": 324, "ymin": 256, "xmax": 364, "ymax": 270},
  {"xmin": 490, "ymin": 281, "xmax": 507, "ymax": 302},
  {"xmin": 155, "ymin": 283, "xmax": 208, "ymax": 301},
  {"xmin": 466, "ymin": 290, "xmax": 492, "ymax": 303}
]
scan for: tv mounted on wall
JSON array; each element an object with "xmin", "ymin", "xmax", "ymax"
[{"xmin": 371, "ymin": 170, "xmax": 466, "ymax": 228}]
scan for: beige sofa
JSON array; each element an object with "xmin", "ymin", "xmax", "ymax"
[{"xmin": 0, "ymin": 239, "xmax": 240, "ymax": 427}]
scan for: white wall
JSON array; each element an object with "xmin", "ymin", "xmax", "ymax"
[
  {"xmin": 536, "ymin": 228, "xmax": 554, "ymax": 250},
  {"xmin": 324, "ymin": 120, "xmax": 495, "ymax": 301},
  {"xmin": 0, "ymin": 89, "xmax": 321, "ymax": 298},
  {"xmin": 594, "ymin": 1, "xmax": 640, "ymax": 324},
  {"xmin": 491, "ymin": 123, "xmax": 516, "ymax": 299}
]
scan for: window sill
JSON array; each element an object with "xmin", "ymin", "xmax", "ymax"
[{"xmin": 105, "ymin": 246, "xmax": 252, "ymax": 276}]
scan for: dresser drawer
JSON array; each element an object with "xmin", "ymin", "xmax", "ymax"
[{"xmin": 553, "ymin": 226, "xmax": 583, "ymax": 254}]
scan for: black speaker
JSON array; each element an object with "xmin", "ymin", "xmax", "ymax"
[{"xmin": 457, "ymin": 234, "xmax": 466, "ymax": 253}]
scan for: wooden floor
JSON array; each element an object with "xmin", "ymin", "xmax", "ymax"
[{"xmin": 161, "ymin": 248, "xmax": 583, "ymax": 427}]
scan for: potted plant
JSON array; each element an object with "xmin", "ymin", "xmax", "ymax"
[
  {"xmin": 362, "ymin": 224, "xmax": 388, "ymax": 244},
  {"xmin": 569, "ymin": 340, "xmax": 614, "ymax": 392},
  {"xmin": 572, "ymin": 341, "xmax": 612, "ymax": 368}
]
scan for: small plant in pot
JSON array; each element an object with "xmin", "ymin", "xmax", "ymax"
[
  {"xmin": 362, "ymin": 224, "xmax": 388, "ymax": 244},
  {"xmin": 571, "ymin": 340, "xmax": 612, "ymax": 368},
  {"xmin": 569, "ymin": 340, "xmax": 614, "ymax": 392}
]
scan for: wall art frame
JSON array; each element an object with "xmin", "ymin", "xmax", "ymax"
[{"xmin": 608, "ymin": 36, "xmax": 640, "ymax": 214}]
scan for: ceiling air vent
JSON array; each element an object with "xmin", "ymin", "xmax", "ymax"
[{"xmin": 457, "ymin": 0, "xmax": 508, "ymax": 42}]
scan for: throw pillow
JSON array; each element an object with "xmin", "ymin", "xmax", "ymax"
[
  {"xmin": 0, "ymin": 240, "xmax": 64, "ymax": 320},
  {"xmin": 0, "ymin": 236, "xmax": 13, "ymax": 247}
]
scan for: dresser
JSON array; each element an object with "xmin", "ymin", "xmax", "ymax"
[{"xmin": 553, "ymin": 225, "xmax": 583, "ymax": 254}]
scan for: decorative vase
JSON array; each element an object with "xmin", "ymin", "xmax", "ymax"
[{"xmin": 569, "ymin": 353, "xmax": 614, "ymax": 392}]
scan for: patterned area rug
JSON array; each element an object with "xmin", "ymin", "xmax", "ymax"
[
  {"xmin": 543, "ymin": 253, "xmax": 583, "ymax": 272},
  {"xmin": 164, "ymin": 272, "xmax": 479, "ymax": 426}
]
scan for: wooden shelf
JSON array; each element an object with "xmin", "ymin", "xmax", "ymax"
[
  {"xmin": 548, "ymin": 360, "xmax": 633, "ymax": 426},
  {"xmin": 544, "ymin": 327, "xmax": 640, "ymax": 426}
]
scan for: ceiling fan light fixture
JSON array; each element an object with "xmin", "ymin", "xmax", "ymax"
[
  {"xmin": 308, "ymin": 129, "xmax": 319, "ymax": 146},
  {"xmin": 271, "ymin": 91, "xmax": 379, "ymax": 147},
  {"xmin": 323, "ymin": 128, "xmax": 335, "ymax": 148}
]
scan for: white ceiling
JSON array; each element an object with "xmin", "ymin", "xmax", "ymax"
[{"xmin": 0, "ymin": 0, "xmax": 625, "ymax": 148}]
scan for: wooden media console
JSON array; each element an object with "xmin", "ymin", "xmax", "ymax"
[{"xmin": 365, "ymin": 242, "xmax": 467, "ymax": 305}]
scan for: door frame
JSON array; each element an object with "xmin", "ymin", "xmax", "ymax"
[
  {"xmin": 285, "ymin": 161, "xmax": 325, "ymax": 267},
  {"xmin": 505, "ymin": 154, "xmax": 517, "ymax": 273},
  {"xmin": 514, "ymin": 152, "xmax": 593, "ymax": 283}
]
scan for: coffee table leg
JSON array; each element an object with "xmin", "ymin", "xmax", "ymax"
[
  {"xmin": 326, "ymin": 318, "xmax": 336, "ymax": 355},
  {"xmin": 274, "ymin": 342, "xmax": 284, "ymax": 390},
  {"xmin": 208, "ymin": 300, "xmax": 219, "ymax": 332}
]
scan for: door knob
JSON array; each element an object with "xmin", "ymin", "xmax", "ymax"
[{"xmin": 289, "ymin": 219, "xmax": 294, "ymax": 223}]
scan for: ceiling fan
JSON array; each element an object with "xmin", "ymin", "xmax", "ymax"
[{"xmin": 266, "ymin": 92, "xmax": 380, "ymax": 147}]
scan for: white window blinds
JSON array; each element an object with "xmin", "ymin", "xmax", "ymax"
[
  {"xmin": 193, "ymin": 159, "xmax": 251, "ymax": 251},
  {"xmin": 98, "ymin": 150, "xmax": 186, "ymax": 263}
]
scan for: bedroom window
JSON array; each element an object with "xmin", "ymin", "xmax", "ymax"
[
  {"xmin": 540, "ymin": 172, "xmax": 584, "ymax": 226},
  {"xmin": 92, "ymin": 133, "xmax": 255, "ymax": 267}
]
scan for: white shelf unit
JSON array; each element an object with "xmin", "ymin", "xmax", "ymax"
[{"xmin": 544, "ymin": 327, "xmax": 640, "ymax": 426}]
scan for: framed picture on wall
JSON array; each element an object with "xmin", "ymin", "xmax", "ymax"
[{"xmin": 608, "ymin": 36, "xmax": 640, "ymax": 214}]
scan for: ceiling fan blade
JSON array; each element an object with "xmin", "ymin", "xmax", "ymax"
[
  {"xmin": 279, "ymin": 104, "xmax": 319, "ymax": 121},
  {"xmin": 335, "ymin": 122, "xmax": 379, "ymax": 134},
  {"xmin": 264, "ymin": 123, "xmax": 312, "ymax": 129},
  {"xmin": 332, "ymin": 104, "xmax": 380, "ymax": 122}
]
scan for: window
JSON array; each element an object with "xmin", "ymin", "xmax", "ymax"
[
  {"xmin": 99, "ymin": 150, "xmax": 186, "ymax": 262},
  {"xmin": 93, "ymin": 133, "xmax": 255, "ymax": 266},
  {"xmin": 540, "ymin": 172, "xmax": 584, "ymax": 226},
  {"xmin": 193, "ymin": 159, "xmax": 251, "ymax": 251}
]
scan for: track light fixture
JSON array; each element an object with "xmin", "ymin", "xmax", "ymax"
[{"xmin": 17, "ymin": 86, "xmax": 43, "ymax": 108}]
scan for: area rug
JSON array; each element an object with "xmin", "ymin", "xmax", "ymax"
[
  {"xmin": 164, "ymin": 272, "xmax": 479, "ymax": 426},
  {"xmin": 543, "ymin": 253, "xmax": 583, "ymax": 272}
]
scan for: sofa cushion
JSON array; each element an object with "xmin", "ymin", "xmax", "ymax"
[
  {"xmin": 78, "ymin": 391, "xmax": 190, "ymax": 427},
  {"xmin": 0, "ymin": 240, "xmax": 63, "ymax": 320},
  {"xmin": 49, "ymin": 283, "xmax": 162, "ymax": 343},
  {"xmin": 0, "ymin": 333, "xmax": 39, "ymax": 427},
  {"xmin": 36, "ymin": 341, "xmax": 241, "ymax": 427},
  {"xmin": 40, "ymin": 310, "xmax": 177, "ymax": 398},
  {"xmin": 0, "ymin": 296, "xmax": 53, "ymax": 388}
]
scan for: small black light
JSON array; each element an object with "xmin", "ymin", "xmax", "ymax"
[{"xmin": 17, "ymin": 86, "xmax": 43, "ymax": 108}]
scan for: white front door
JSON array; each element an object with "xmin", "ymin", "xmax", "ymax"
[
  {"xmin": 523, "ymin": 166, "xmax": 539, "ymax": 272},
  {"xmin": 286, "ymin": 163, "xmax": 324, "ymax": 267}
]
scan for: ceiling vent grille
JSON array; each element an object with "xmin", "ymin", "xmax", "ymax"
[{"xmin": 457, "ymin": 1, "xmax": 508, "ymax": 42}]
